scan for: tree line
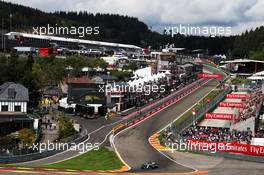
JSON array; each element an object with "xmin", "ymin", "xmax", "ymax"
[
  {"xmin": 0, "ymin": 52, "xmax": 108, "ymax": 108},
  {"xmin": 0, "ymin": 1, "xmax": 235, "ymax": 54},
  {"xmin": 0, "ymin": 1, "xmax": 263, "ymax": 57},
  {"xmin": 232, "ymin": 26, "xmax": 264, "ymax": 60}
]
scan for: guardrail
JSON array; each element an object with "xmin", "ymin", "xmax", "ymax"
[
  {"xmin": 0, "ymin": 130, "xmax": 88, "ymax": 163},
  {"xmin": 112, "ymin": 78, "xmax": 212, "ymax": 135},
  {"xmin": 158, "ymin": 67, "xmax": 264, "ymax": 162},
  {"xmin": 184, "ymin": 88, "xmax": 230, "ymax": 132},
  {"xmin": 190, "ymin": 150, "xmax": 264, "ymax": 163},
  {"xmin": 160, "ymin": 65, "xmax": 230, "ymax": 141}
]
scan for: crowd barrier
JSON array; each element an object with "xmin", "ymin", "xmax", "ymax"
[
  {"xmin": 113, "ymin": 78, "xmax": 212, "ymax": 135},
  {"xmin": 162, "ymin": 67, "xmax": 264, "ymax": 162}
]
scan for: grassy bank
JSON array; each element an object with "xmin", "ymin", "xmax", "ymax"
[
  {"xmin": 174, "ymin": 89, "xmax": 223, "ymax": 126},
  {"xmin": 42, "ymin": 147, "xmax": 123, "ymax": 170},
  {"xmin": 0, "ymin": 147, "xmax": 123, "ymax": 171},
  {"xmin": 231, "ymin": 78, "xmax": 250, "ymax": 85},
  {"xmin": 158, "ymin": 89, "xmax": 224, "ymax": 146}
]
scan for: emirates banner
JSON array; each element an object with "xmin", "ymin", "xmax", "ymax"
[
  {"xmin": 187, "ymin": 139, "xmax": 264, "ymax": 156},
  {"xmin": 226, "ymin": 94, "xmax": 249, "ymax": 98},
  {"xmin": 205, "ymin": 113, "xmax": 233, "ymax": 120},
  {"xmin": 219, "ymin": 102, "xmax": 244, "ymax": 108},
  {"xmin": 197, "ymin": 73, "xmax": 222, "ymax": 79}
]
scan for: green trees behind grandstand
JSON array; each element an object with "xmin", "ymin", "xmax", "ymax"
[
  {"xmin": 0, "ymin": 1, "xmax": 235, "ymax": 53},
  {"xmin": 0, "ymin": 53, "xmax": 108, "ymax": 108}
]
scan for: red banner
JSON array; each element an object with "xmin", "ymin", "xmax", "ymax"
[
  {"xmin": 205, "ymin": 113, "xmax": 233, "ymax": 120},
  {"xmin": 197, "ymin": 73, "xmax": 222, "ymax": 79},
  {"xmin": 39, "ymin": 48, "xmax": 57, "ymax": 57},
  {"xmin": 219, "ymin": 102, "xmax": 244, "ymax": 108},
  {"xmin": 226, "ymin": 94, "xmax": 249, "ymax": 98},
  {"xmin": 39, "ymin": 48, "xmax": 49, "ymax": 57},
  {"xmin": 187, "ymin": 139, "xmax": 264, "ymax": 156}
]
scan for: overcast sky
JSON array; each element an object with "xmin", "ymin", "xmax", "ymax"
[{"xmin": 4, "ymin": 0, "xmax": 264, "ymax": 35}]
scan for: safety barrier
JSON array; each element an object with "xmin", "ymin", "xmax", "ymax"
[
  {"xmin": 115, "ymin": 78, "xmax": 212, "ymax": 134},
  {"xmin": 167, "ymin": 88, "xmax": 231, "ymax": 142},
  {"xmin": 190, "ymin": 149, "xmax": 264, "ymax": 163},
  {"xmin": 0, "ymin": 130, "xmax": 88, "ymax": 163},
  {"xmin": 159, "ymin": 67, "xmax": 264, "ymax": 162}
]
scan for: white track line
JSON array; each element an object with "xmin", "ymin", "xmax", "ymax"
[
  {"xmin": 151, "ymin": 65, "xmax": 227, "ymax": 172},
  {"xmin": 112, "ymin": 78, "xmax": 212, "ymax": 172},
  {"xmin": 151, "ymin": 83, "xmax": 220, "ymax": 173},
  {"xmin": 46, "ymin": 132, "xmax": 112, "ymax": 165}
]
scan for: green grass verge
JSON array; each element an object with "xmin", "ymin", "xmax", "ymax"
[
  {"xmin": 174, "ymin": 89, "xmax": 223, "ymax": 126},
  {"xmin": 42, "ymin": 147, "xmax": 123, "ymax": 170},
  {"xmin": 0, "ymin": 147, "xmax": 123, "ymax": 171},
  {"xmin": 231, "ymin": 78, "xmax": 250, "ymax": 85},
  {"xmin": 158, "ymin": 89, "xmax": 224, "ymax": 146}
]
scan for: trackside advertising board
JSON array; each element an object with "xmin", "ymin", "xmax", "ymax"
[
  {"xmin": 226, "ymin": 94, "xmax": 249, "ymax": 98},
  {"xmin": 187, "ymin": 140, "xmax": 264, "ymax": 156},
  {"xmin": 218, "ymin": 102, "xmax": 244, "ymax": 108},
  {"xmin": 205, "ymin": 113, "xmax": 233, "ymax": 120},
  {"xmin": 197, "ymin": 73, "xmax": 222, "ymax": 79}
]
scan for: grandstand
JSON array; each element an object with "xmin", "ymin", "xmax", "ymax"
[
  {"xmin": 221, "ymin": 59, "xmax": 264, "ymax": 76},
  {"xmin": 168, "ymin": 89, "xmax": 263, "ymax": 146},
  {"xmin": 2, "ymin": 32, "xmax": 142, "ymax": 51}
]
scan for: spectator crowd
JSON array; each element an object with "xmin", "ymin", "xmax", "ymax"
[
  {"xmin": 161, "ymin": 87, "xmax": 264, "ymax": 148},
  {"xmin": 236, "ymin": 90, "xmax": 263, "ymax": 123},
  {"xmin": 181, "ymin": 126, "xmax": 253, "ymax": 144}
]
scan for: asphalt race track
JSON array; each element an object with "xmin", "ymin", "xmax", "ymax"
[
  {"xmin": 114, "ymin": 67, "xmax": 220, "ymax": 173},
  {"xmin": 1, "ymin": 67, "xmax": 263, "ymax": 175},
  {"xmin": 17, "ymin": 69, "xmax": 211, "ymax": 166}
]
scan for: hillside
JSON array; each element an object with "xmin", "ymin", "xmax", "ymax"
[
  {"xmin": 232, "ymin": 26, "xmax": 264, "ymax": 59},
  {"xmin": 0, "ymin": 1, "xmax": 246, "ymax": 54},
  {"xmin": 0, "ymin": 1, "xmax": 150, "ymax": 46}
]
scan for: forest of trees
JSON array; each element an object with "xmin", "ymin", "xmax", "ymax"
[
  {"xmin": 0, "ymin": 52, "xmax": 108, "ymax": 108},
  {"xmin": 232, "ymin": 26, "xmax": 264, "ymax": 59},
  {"xmin": 0, "ymin": 1, "xmax": 263, "ymax": 57},
  {"xmin": 0, "ymin": 1, "xmax": 237, "ymax": 54}
]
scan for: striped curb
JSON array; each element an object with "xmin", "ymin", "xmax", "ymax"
[
  {"xmin": 148, "ymin": 134, "xmax": 209, "ymax": 175},
  {"xmin": 0, "ymin": 165, "xmax": 129, "ymax": 174}
]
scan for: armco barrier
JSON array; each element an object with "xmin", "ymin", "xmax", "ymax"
[
  {"xmin": 169, "ymin": 66, "xmax": 231, "ymax": 140},
  {"xmin": 190, "ymin": 150, "xmax": 264, "ymax": 163},
  {"xmin": 123, "ymin": 78, "xmax": 212, "ymax": 130},
  {"xmin": 160, "ymin": 68, "xmax": 264, "ymax": 162},
  {"xmin": 122, "ymin": 78, "xmax": 207, "ymax": 122},
  {"xmin": 0, "ymin": 130, "xmax": 88, "ymax": 164},
  {"xmin": 111, "ymin": 78, "xmax": 211, "ymax": 136},
  {"xmin": 169, "ymin": 88, "xmax": 231, "ymax": 138}
]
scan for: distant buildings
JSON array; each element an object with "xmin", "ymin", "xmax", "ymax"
[
  {"xmin": 221, "ymin": 59, "xmax": 264, "ymax": 77},
  {"xmin": 0, "ymin": 82, "xmax": 34, "ymax": 137},
  {"xmin": 157, "ymin": 52, "xmax": 178, "ymax": 72},
  {"xmin": 0, "ymin": 82, "xmax": 28, "ymax": 113},
  {"xmin": 101, "ymin": 54, "xmax": 130, "ymax": 69},
  {"xmin": 4, "ymin": 32, "xmax": 141, "ymax": 52},
  {"xmin": 65, "ymin": 76, "xmax": 106, "ymax": 118},
  {"xmin": 154, "ymin": 51, "xmax": 203, "ymax": 83},
  {"xmin": 59, "ymin": 70, "xmax": 168, "ymax": 117},
  {"xmin": 58, "ymin": 60, "xmax": 202, "ymax": 118}
]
